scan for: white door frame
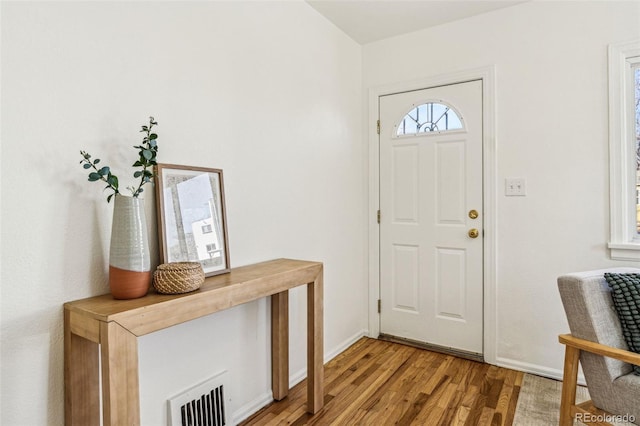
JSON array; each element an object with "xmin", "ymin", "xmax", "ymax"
[{"xmin": 367, "ymin": 66, "xmax": 497, "ymax": 364}]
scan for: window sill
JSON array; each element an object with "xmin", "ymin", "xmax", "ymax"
[{"xmin": 609, "ymin": 242, "xmax": 640, "ymax": 261}]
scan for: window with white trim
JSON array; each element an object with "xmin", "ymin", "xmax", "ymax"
[
  {"xmin": 395, "ymin": 101, "xmax": 463, "ymax": 136},
  {"xmin": 608, "ymin": 40, "xmax": 640, "ymax": 260}
]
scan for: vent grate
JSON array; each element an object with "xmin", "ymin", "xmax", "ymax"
[
  {"xmin": 180, "ymin": 385, "xmax": 225, "ymax": 426},
  {"xmin": 168, "ymin": 371, "xmax": 230, "ymax": 426}
]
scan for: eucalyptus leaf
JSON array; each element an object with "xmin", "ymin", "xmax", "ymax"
[
  {"xmin": 108, "ymin": 175, "xmax": 119, "ymax": 187},
  {"xmin": 78, "ymin": 116, "xmax": 157, "ymax": 201}
]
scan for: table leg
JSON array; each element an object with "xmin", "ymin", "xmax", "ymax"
[
  {"xmin": 307, "ymin": 269, "xmax": 324, "ymax": 414},
  {"xmin": 100, "ymin": 321, "xmax": 140, "ymax": 426},
  {"xmin": 271, "ymin": 291, "xmax": 289, "ymax": 400},
  {"xmin": 64, "ymin": 311, "xmax": 100, "ymax": 426}
]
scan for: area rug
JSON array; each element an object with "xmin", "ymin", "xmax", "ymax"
[{"xmin": 512, "ymin": 374, "xmax": 634, "ymax": 426}]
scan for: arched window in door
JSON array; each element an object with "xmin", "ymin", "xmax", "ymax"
[{"xmin": 396, "ymin": 101, "xmax": 464, "ymax": 136}]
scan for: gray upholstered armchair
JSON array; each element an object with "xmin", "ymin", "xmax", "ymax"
[{"xmin": 558, "ymin": 268, "xmax": 640, "ymax": 426}]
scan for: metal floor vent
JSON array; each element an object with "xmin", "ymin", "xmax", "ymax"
[{"xmin": 168, "ymin": 371, "xmax": 230, "ymax": 426}]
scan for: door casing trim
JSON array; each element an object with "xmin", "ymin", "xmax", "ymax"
[{"xmin": 367, "ymin": 66, "xmax": 497, "ymax": 365}]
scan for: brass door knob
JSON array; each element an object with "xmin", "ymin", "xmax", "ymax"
[{"xmin": 468, "ymin": 228, "xmax": 479, "ymax": 238}]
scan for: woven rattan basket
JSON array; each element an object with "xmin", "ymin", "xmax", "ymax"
[{"xmin": 153, "ymin": 262, "xmax": 205, "ymax": 294}]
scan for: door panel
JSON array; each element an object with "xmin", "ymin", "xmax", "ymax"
[
  {"xmin": 392, "ymin": 244, "xmax": 419, "ymax": 313},
  {"xmin": 436, "ymin": 141, "xmax": 465, "ymax": 224},
  {"xmin": 379, "ymin": 80, "xmax": 483, "ymax": 355},
  {"xmin": 392, "ymin": 145, "xmax": 419, "ymax": 222},
  {"xmin": 436, "ymin": 247, "xmax": 466, "ymax": 320}
]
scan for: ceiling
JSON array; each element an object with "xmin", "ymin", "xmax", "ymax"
[{"xmin": 305, "ymin": 0, "xmax": 527, "ymax": 44}]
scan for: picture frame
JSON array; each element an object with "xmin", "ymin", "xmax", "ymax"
[{"xmin": 155, "ymin": 164, "xmax": 230, "ymax": 277}]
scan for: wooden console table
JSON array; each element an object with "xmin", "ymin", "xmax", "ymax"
[{"xmin": 64, "ymin": 258, "xmax": 324, "ymax": 425}]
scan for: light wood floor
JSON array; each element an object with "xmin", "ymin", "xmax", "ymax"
[{"xmin": 240, "ymin": 337, "xmax": 524, "ymax": 426}]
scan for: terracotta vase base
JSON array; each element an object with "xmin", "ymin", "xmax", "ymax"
[{"xmin": 109, "ymin": 265, "xmax": 151, "ymax": 299}]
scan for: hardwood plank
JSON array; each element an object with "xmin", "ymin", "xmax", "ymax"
[
  {"xmin": 437, "ymin": 386, "xmax": 465, "ymax": 425},
  {"xmin": 396, "ymin": 392, "xmax": 430, "ymax": 424},
  {"xmin": 370, "ymin": 349, "xmax": 438, "ymax": 423},
  {"xmin": 241, "ymin": 337, "xmax": 525, "ymax": 426},
  {"xmin": 493, "ymin": 383, "xmax": 515, "ymax": 426},
  {"xmin": 464, "ymin": 391, "xmax": 487, "ymax": 426},
  {"xmin": 330, "ymin": 347, "xmax": 415, "ymax": 424},
  {"xmin": 485, "ymin": 378, "xmax": 504, "ymax": 409},
  {"xmin": 452, "ymin": 405, "xmax": 471, "ymax": 426},
  {"xmin": 325, "ymin": 340, "xmax": 396, "ymax": 397},
  {"xmin": 359, "ymin": 350, "xmax": 421, "ymax": 411},
  {"xmin": 503, "ymin": 384, "xmax": 521, "ymax": 426},
  {"xmin": 412, "ymin": 373, "xmax": 451, "ymax": 424},
  {"xmin": 312, "ymin": 345, "xmax": 414, "ymax": 424}
]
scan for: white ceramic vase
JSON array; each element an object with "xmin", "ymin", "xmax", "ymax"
[{"xmin": 109, "ymin": 195, "xmax": 151, "ymax": 299}]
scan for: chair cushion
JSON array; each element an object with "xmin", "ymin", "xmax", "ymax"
[
  {"xmin": 611, "ymin": 372, "xmax": 640, "ymax": 424},
  {"xmin": 604, "ymin": 273, "xmax": 640, "ymax": 375}
]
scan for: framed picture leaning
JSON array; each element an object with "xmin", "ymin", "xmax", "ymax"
[{"xmin": 155, "ymin": 164, "xmax": 230, "ymax": 276}]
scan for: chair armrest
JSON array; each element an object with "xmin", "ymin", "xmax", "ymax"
[{"xmin": 559, "ymin": 333, "xmax": 640, "ymax": 367}]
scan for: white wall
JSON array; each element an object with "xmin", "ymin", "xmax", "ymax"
[
  {"xmin": 363, "ymin": 0, "xmax": 640, "ymax": 378},
  {"xmin": 0, "ymin": 2, "xmax": 365, "ymax": 424}
]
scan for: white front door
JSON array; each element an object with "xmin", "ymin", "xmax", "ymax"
[{"xmin": 379, "ymin": 80, "xmax": 483, "ymax": 356}]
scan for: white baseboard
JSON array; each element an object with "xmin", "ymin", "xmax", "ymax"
[
  {"xmin": 231, "ymin": 390, "xmax": 273, "ymax": 426},
  {"xmin": 325, "ymin": 329, "xmax": 369, "ymax": 364},
  {"xmin": 495, "ymin": 356, "xmax": 586, "ymax": 386},
  {"xmin": 232, "ymin": 329, "xmax": 368, "ymax": 424}
]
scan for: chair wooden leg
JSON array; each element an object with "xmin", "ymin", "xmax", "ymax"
[{"xmin": 559, "ymin": 344, "xmax": 580, "ymax": 426}]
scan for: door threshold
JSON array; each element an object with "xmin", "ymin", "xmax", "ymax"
[{"xmin": 378, "ymin": 333, "xmax": 484, "ymax": 363}]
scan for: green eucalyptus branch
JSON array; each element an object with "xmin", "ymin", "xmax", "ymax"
[
  {"xmin": 79, "ymin": 151, "xmax": 120, "ymax": 202},
  {"xmin": 128, "ymin": 117, "xmax": 159, "ymax": 197},
  {"xmin": 79, "ymin": 117, "xmax": 158, "ymax": 202}
]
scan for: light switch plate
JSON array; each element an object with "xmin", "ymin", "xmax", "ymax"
[{"xmin": 505, "ymin": 178, "xmax": 526, "ymax": 196}]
